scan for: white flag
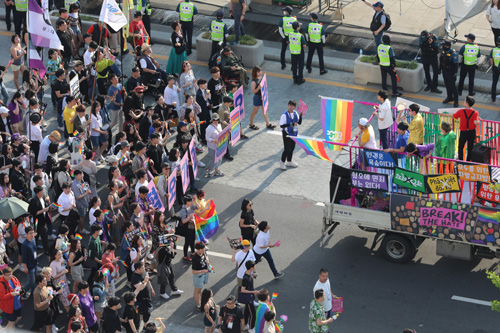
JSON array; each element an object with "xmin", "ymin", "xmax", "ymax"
[
  {"xmin": 100, "ymin": 0, "xmax": 128, "ymax": 32},
  {"xmin": 28, "ymin": 0, "xmax": 63, "ymax": 50}
]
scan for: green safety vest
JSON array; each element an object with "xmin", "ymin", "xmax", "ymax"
[
  {"xmin": 64, "ymin": 0, "xmax": 78, "ymax": 10},
  {"xmin": 493, "ymin": 47, "xmax": 500, "ymax": 67},
  {"xmin": 377, "ymin": 44, "xmax": 391, "ymax": 66},
  {"xmin": 15, "ymin": 0, "xmax": 27, "ymax": 12},
  {"xmin": 288, "ymin": 31, "xmax": 302, "ymax": 54},
  {"xmin": 463, "ymin": 44, "xmax": 479, "ymax": 65},
  {"xmin": 137, "ymin": 0, "xmax": 152, "ymax": 16},
  {"xmin": 308, "ymin": 22, "xmax": 322, "ymax": 43},
  {"xmin": 282, "ymin": 16, "xmax": 297, "ymax": 37},
  {"xmin": 179, "ymin": 2, "xmax": 194, "ymax": 22},
  {"xmin": 211, "ymin": 20, "xmax": 225, "ymax": 42}
]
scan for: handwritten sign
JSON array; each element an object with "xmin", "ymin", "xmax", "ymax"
[
  {"xmin": 230, "ymin": 106, "xmax": 241, "ymax": 145},
  {"xmin": 180, "ymin": 153, "xmax": 190, "ymax": 194},
  {"xmin": 147, "ymin": 180, "xmax": 165, "ymax": 212},
  {"xmin": 188, "ymin": 138, "xmax": 198, "ymax": 179},
  {"xmin": 261, "ymin": 74, "xmax": 269, "ymax": 115},
  {"xmin": 351, "ymin": 170, "xmax": 388, "ymax": 192},
  {"xmin": 426, "ymin": 174, "xmax": 461, "ymax": 194},
  {"xmin": 70, "ymin": 75, "xmax": 80, "ymax": 98},
  {"xmin": 297, "ymin": 99, "xmax": 308, "ymax": 116},
  {"xmin": 456, "ymin": 162, "xmax": 491, "ymax": 183},
  {"xmin": 167, "ymin": 172, "xmax": 176, "ymax": 211},
  {"xmin": 420, "ymin": 206, "xmax": 467, "ymax": 230},
  {"xmin": 363, "ymin": 149, "xmax": 397, "ymax": 169},
  {"xmin": 477, "ymin": 182, "xmax": 500, "ymax": 204},
  {"xmin": 233, "ymin": 85, "xmax": 245, "ymax": 120},
  {"xmin": 125, "ymin": 228, "xmax": 141, "ymax": 244},
  {"xmin": 214, "ymin": 126, "xmax": 230, "ymax": 164},
  {"xmin": 393, "ymin": 167, "xmax": 426, "ymax": 193}
]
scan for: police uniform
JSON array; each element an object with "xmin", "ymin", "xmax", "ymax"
[
  {"xmin": 490, "ymin": 37, "xmax": 500, "ymax": 102},
  {"xmin": 137, "ymin": 0, "xmax": 152, "ymax": 39},
  {"xmin": 278, "ymin": 6, "xmax": 297, "ymax": 70},
  {"xmin": 289, "ymin": 22, "xmax": 306, "ymax": 84},
  {"xmin": 419, "ymin": 30, "xmax": 441, "ymax": 93},
  {"xmin": 439, "ymin": 41, "xmax": 459, "ymax": 107},
  {"xmin": 209, "ymin": 12, "xmax": 228, "ymax": 61},
  {"xmin": 458, "ymin": 33, "xmax": 480, "ymax": 96},
  {"xmin": 377, "ymin": 36, "xmax": 401, "ymax": 97},
  {"xmin": 14, "ymin": 0, "xmax": 27, "ymax": 36},
  {"xmin": 305, "ymin": 12, "xmax": 327, "ymax": 75},
  {"xmin": 176, "ymin": 0, "xmax": 198, "ymax": 55}
]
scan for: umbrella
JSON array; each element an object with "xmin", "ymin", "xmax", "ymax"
[{"xmin": 0, "ymin": 197, "xmax": 30, "ymax": 220}]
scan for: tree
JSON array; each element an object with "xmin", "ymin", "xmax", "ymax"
[{"xmin": 486, "ymin": 268, "xmax": 500, "ymax": 312}]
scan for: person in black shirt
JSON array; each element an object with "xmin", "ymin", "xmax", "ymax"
[
  {"xmin": 207, "ymin": 67, "xmax": 225, "ymax": 113},
  {"xmin": 138, "ymin": 107, "xmax": 154, "ymax": 142},
  {"xmin": 123, "ymin": 86, "xmax": 144, "ymax": 125},
  {"xmin": 51, "ymin": 69, "xmax": 70, "ymax": 131},
  {"xmin": 157, "ymin": 244, "xmax": 183, "ymax": 299},
  {"xmin": 69, "ymin": 61, "xmax": 89, "ymax": 103},
  {"xmin": 126, "ymin": 67, "xmax": 144, "ymax": 94},
  {"xmin": 122, "ymin": 292, "xmax": 140, "ymax": 333},
  {"xmin": 56, "ymin": 20, "xmax": 75, "ymax": 71},
  {"xmin": 196, "ymin": 79, "xmax": 211, "ymax": 144},
  {"xmin": 218, "ymin": 295, "xmax": 245, "ymax": 333},
  {"xmin": 240, "ymin": 260, "xmax": 259, "ymax": 332},
  {"xmin": 174, "ymin": 122, "xmax": 192, "ymax": 148},
  {"xmin": 101, "ymin": 296, "xmax": 123, "ymax": 333},
  {"xmin": 239, "ymin": 198, "xmax": 259, "ymax": 245},
  {"xmin": 179, "ymin": 138, "xmax": 197, "ymax": 192},
  {"xmin": 146, "ymin": 133, "xmax": 163, "ymax": 175},
  {"xmin": 10, "ymin": 159, "xmax": 28, "ymax": 198},
  {"xmin": 192, "ymin": 242, "xmax": 210, "ymax": 309},
  {"xmin": 131, "ymin": 262, "xmax": 154, "ymax": 325}
]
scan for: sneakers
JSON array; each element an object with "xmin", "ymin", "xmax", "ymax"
[
  {"xmin": 171, "ymin": 289, "xmax": 184, "ymax": 296},
  {"xmin": 279, "ymin": 160, "xmax": 286, "ymax": 170},
  {"xmin": 214, "ymin": 170, "xmax": 224, "ymax": 177},
  {"xmin": 57, "ymin": 126, "xmax": 64, "ymax": 132},
  {"xmin": 205, "ymin": 172, "xmax": 212, "ymax": 178},
  {"xmin": 198, "ymin": 161, "xmax": 206, "ymax": 168},
  {"xmin": 183, "ymin": 256, "xmax": 192, "ymax": 262},
  {"xmin": 21, "ymin": 291, "xmax": 31, "ymax": 300},
  {"xmin": 274, "ymin": 272, "xmax": 284, "ymax": 279},
  {"xmin": 286, "ymin": 161, "xmax": 298, "ymax": 168},
  {"xmin": 195, "ymin": 147, "xmax": 205, "ymax": 153},
  {"xmin": 160, "ymin": 293, "xmax": 170, "ymax": 300}
]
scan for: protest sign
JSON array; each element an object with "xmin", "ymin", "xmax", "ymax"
[
  {"xmin": 233, "ymin": 85, "xmax": 245, "ymax": 119},
  {"xmin": 456, "ymin": 162, "xmax": 491, "ymax": 183},
  {"xmin": 188, "ymin": 138, "xmax": 198, "ymax": 179},
  {"xmin": 477, "ymin": 182, "xmax": 500, "ymax": 204},
  {"xmin": 363, "ymin": 149, "xmax": 397, "ymax": 169},
  {"xmin": 350, "ymin": 170, "xmax": 388, "ymax": 192},
  {"xmin": 420, "ymin": 206, "xmax": 467, "ymax": 230},
  {"xmin": 261, "ymin": 74, "xmax": 269, "ymax": 114},
  {"xmin": 297, "ymin": 99, "xmax": 308, "ymax": 116},
  {"xmin": 393, "ymin": 168, "xmax": 426, "ymax": 193},
  {"xmin": 147, "ymin": 180, "xmax": 165, "ymax": 212},
  {"xmin": 426, "ymin": 174, "xmax": 461, "ymax": 194},
  {"xmin": 180, "ymin": 153, "xmax": 190, "ymax": 194},
  {"xmin": 214, "ymin": 127, "xmax": 230, "ymax": 164},
  {"xmin": 230, "ymin": 106, "xmax": 241, "ymax": 145},
  {"xmin": 167, "ymin": 172, "xmax": 176, "ymax": 211},
  {"xmin": 70, "ymin": 75, "xmax": 80, "ymax": 98},
  {"xmin": 125, "ymin": 228, "xmax": 141, "ymax": 244}
]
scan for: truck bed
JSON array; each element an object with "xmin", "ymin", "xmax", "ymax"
[{"xmin": 324, "ymin": 204, "xmax": 391, "ymax": 230}]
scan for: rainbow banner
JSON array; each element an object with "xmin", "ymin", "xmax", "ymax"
[
  {"xmin": 194, "ymin": 200, "xmax": 219, "ymax": 243},
  {"xmin": 321, "ymin": 97, "xmax": 354, "ymax": 151},
  {"xmin": 290, "ymin": 137, "xmax": 333, "ymax": 162}
]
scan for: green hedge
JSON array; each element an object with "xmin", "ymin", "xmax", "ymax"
[
  {"xmin": 202, "ymin": 32, "xmax": 257, "ymax": 46},
  {"xmin": 360, "ymin": 55, "xmax": 418, "ymax": 70}
]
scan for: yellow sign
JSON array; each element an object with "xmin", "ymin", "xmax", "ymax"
[{"xmin": 426, "ymin": 174, "xmax": 461, "ymax": 194}]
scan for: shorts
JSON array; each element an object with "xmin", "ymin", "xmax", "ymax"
[
  {"xmin": 193, "ymin": 272, "xmax": 209, "ymax": 289},
  {"xmin": 11, "ymin": 63, "xmax": 22, "ymax": 72},
  {"xmin": 90, "ymin": 135, "xmax": 106, "ymax": 147},
  {"xmin": 70, "ymin": 264, "xmax": 84, "ymax": 281},
  {"xmin": 253, "ymin": 94, "xmax": 262, "ymax": 107},
  {"xmin": 70, "ymin": 25, "xmax": 81, "ymax": 35},
  {"xmin": 4, "ymin": 307, "xmax": 22, "ymax": 322},
  {"xmin": 77, "ymin": 206, "xmax": 87, "ymax": 217},
  {"xmin": 88, "ymin": 322, "xmax": 99, "ymax": 332}
]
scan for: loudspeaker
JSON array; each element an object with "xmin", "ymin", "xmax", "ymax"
[
  {"xmin": 471, "ymin": 145, "xmax": 492, "ymax": 164},
  {"xmin": 329, "ymin": 163, "xmax": 352, "ymax": 203}
]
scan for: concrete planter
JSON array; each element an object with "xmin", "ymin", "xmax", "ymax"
[
  {"xmin": 353, "ymin": 55, "xmax": 424, "ymax": 93},
  {"xmin": 195, "ymin": 32, "xmax": 264, "ymax": 68}
]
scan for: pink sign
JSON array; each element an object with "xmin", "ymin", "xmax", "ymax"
[
  {"xmin": 147, "ymin": 180, "xmax": 165, "ymax": 212},
  {"xmin": 230, "ymin": 106, "xmax": 241, "ymax": 146},
  {"xmin": 180, "ymin": 153, "xmax": 190, "ymax": 194},
  {"xmin": 167, "ymin": 172, "xmax": 176, "ymax": 211},
  {"xmin": 188, "ymin": 138, "xmax": 198, "ymax": 179},
  {"xmin": 233, "ymin": 85, "xmax": 245, "ymax": 120},
  {"xmin": 420, "ymin": 207, "xmax": 467, "ymax": 230},
  {"xmin": 261, "ymin": 74, "xmax": 269, "ymax": 115},
  {"xmin": 297, "ymin": 99, "xmax": 308, "ymax": 116}
]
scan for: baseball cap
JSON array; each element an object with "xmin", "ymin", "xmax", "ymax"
[
  {"xmin": 178, "ymin": 121, "xmax": 188, "ymax": 127},
  {"xmin": 359, "ymin": 118, "xmax": 369, "ymax": 126},
  {"xmin": 282, "ymin": 6, "xmax": 293, "ymax": 13},
  {"xmin": 310, "ymin": 12, "xmax": 319, "ymax": 20},
  {"xmin": 108, "ymin": 155, "xmax": 119, "ymax": 163},
  {"xmin": 420, "ymin": 30, "xmax": 429, "ymax": 37},
  {"xmin": 0, "ymin": 107, "xmax": 8, "ymax": 114},
  {"xmin": 241, "ymin": 239, "xmax": 251, "ymax": 246},
  {"xmin": 121, "ymin": 140, "xmax": 130, "ymax": 148},
  {"xmin": 465, "ymin": 33, "xmax": 476, "ymax": 41},
  {"xmin": 11, "ymin": 133, "xmax": 21, "ymax": 141},
  {"xmin": 373, "ymin": 1, "xmax": 384, "ymax": 7},
  {"xmin": 135, "ymin": 141, "xmax": 147, "ymax": 151}
]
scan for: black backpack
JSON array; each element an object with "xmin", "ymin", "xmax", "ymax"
[{"xmin": 383, "ymin": 11, "xmax": 391, "ymax": 31}]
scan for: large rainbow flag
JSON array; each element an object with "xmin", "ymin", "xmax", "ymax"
[
  {"xmin": 321, "ymin": 97, "xmax": 354, "ymax": 150},
  {"xmin": 194, "ymin": 200, "xmax": 220, "ymax": 243},
  {"xmin": 290, "ymin": 137, "xmax": 333, "ymax": 162}
]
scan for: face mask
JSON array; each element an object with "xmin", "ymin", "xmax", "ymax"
[
  {"xmin": 99, "ymin": 230, "xmax": 103, "ymax": 235},
  {"xmin": 283, "ymin": 11, "xmax": 288, "ymax": 15}
]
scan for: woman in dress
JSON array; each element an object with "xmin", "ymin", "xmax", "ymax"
[
  {"xmin": 10, "ymin": 34, "xmax": 26, "ymax": 91},
  {"xmin": 68, "ymin": 239, "xmax": 86, "ymax": 294},
  {"xmin": 166, "ymin": 21, "xmax": 188, "ymax": 76},
  {"xmin": 239, "ymin": 198, "xmax": 259, "ymax": 245},
  {"xmin": 179, "ymin": 61, "xmax": 198, "ymax": 98},
  {"xmin": 49, "ymin": 250, "xmax": 71, "ymax": 312},
  {"xmin": 0, "ymin": 173, "xmax": 12, "ymax": 198}
]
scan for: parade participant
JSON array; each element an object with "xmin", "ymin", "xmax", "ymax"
[
  {"xmin": 123, "ymin": 292, "xmax": 140, "ymax": 333},
  {"xmin": 49, "ymin": 249, "xmax": 71, "ymax": 312},
  {"xmin": 108, "ymin": 74, "xmax": 126, "ymax": 130},
  {"xmin": 31, "ymin": 274, "xmax": 55, "ymax": 333},
  {"xmin": 249, "ymin": 66, "xmax": 275, "ymax": 130},
  {"xmin": 180, "ymin": 195, "xmax": 196, "ymax": 261},
  {"xmin": 229, "ymin": 0, "xmax": 246, "ymax": 46},
  {"xmin": 205, "ymin": 113, "xmax": 225, "ymax": 178},
  {"xmin": 254, "ymin": 289, "xmax": 275, "ymax": 333},
  {"xmin": 166, "ymin": 21, "xmax": 188, "ymax": 76},
  {"xmin": 87, "ymin": 224, "xmax": 104, "ymax": 287},
  {"xmin": 0, "ymin": 266, "xmax": 23, "ymax": 329},
  {"xmin": 196, "ymin": 78, "xmax": 211, "ymax": 143},
  {"xmin": 132, "ymin": 262, "xmax": 155, "ymax": 326},
  {"xmin": 208, "ymin": 67, "xmax": 225, "ymax": 113},
  {"xmin": 176, "ymin": 0, "xmax": 197, "ymax": 55},
  {"xmin": 56, "ymin": 19, "xmax": 74, "ymax": 72},
  {"xmin": 180, "ymin": 61, "xmax": 199, "ymax": 98},
  {"xmin": 77, "ymin": 281, "xmax": 99, "ymax": 333},
  {"xmin": 313, "ymin": 268, "xmax": 336, "ymax": 319},
  {"xmin": 136, "ymin": 0, "xmax": 152, "ymax": 38},
  {"xmin": 240, "ymin": 198, "xmax": 259, "ymax": 245},
  {"xmin": 201, "ymin": 289, "xmax": 217, "ymax": 333},
  {"xmin": 279, "ymin": 100, "xmax": 301, "ymax": 170},
  {"xmin": 419, "ymin": 30, "xmax": 441, "ymax": 93},
  {"xmin": 306, "ymin": 12, "xmax": 327, "ymax": 75},
  {"xmin": 156, "ymin": 232, "xmax": 183, "ymax": 300},
  {"xmin": 192, "ymin": 242, "xmax": 210, "ymax": 309},
  {"xmin": 372, "ymin": 90, "xmax": 392, "ymax": 149},
  {"xmin": 458, "ymin": 33, "xmax": 480, "ymax": 97},
  {"xmin": 487, "ymin": 0, "xmax": 500, "ymax": 44},
  {"xmin": 47, "ymin": 49, "xmax": 63, "ymax": 83},
  {"xmin": 10, "ymin": 34, "xmax": 26, "ymax": 91},
  {"xmin": 357, "ymin": 118, "xmax": 377, "ymax": 149},
  {"xmin": 435, "ymin": 121, "xmax": 457, "ymax": 160},
  {"xmin": 453, "ymin": 95, "xmax": 480, "ymax": 161},
  {"xmin": 92, "ymin": 270, "xmax": 109, "ymax": 321},
  {"xmin": 217, "ymin": 96, "xmax": 234, "ymax": 160},
  {"xmin": 396, "ymin": 103, "xmax": 424, "ymax": 145},
  {"xmin": 384, "ymin": 122, "xmax": 409, "ymax": 155},
  {"xmin": 231, "ymin": 239, "xmax": 256, "ymax": 291},
  {"xmin": 28, "ymin": 186, "xmax": 51, "ymax": 254},
  {"xmin": 278, "ymin": 6, "xmax": 297, "ymax": 70},
  {"xmin": 71, "ymin": 170, "xmax": 92, "ymax": 235},
  {"xmin": 130, "ymin": 11, "xmax": 148, "ymax": 49},
  {"xmin": 309, "ymin": 289, "xmax": 337, "ymax": 333},
  {"xmin": 239, "ymin": 260, "xmax": 259, "ymax": 332},
  {"xmin": 8, "ymin": 91, "xmax": 27, "ymax": 134},
  {"xmin": 377, "ymin": 35, "xmax": 402, "ymax": 97},
  {"xmin": 362, "ymin": 0, "xmax": 387, "ymax": 46},
  {"xmin": 289, "ymin": 21, "xmax": 306, "ymax": 85},
  {"xmin": 87, "ymin": 21, "xmax": 109, "ymax": 48},
  {"xmin": 254, "ymin": 222, "xmax": 284, "ymax": 279},
  {"xmin": 491, "ymin": 37, "xmax": 500, "ymax": 102},
  {"xmin": 404, "ymin": 142, "xmax": 435, "ymax": 159},
  {"xmin": 209, "ymin": 10, "xmax": 228, "ymax": 60},
  {"xmin": 440, "ymin": 40, "xmax": 459, "ymax": 107},
  {"xmin": 218, "ymin": 295, "xmax": 245, "ymax": 333},
  {"xmin": 221, "ymin": 46, "xmax": 249, "ymax": 88},
  {"xmin": 101, "ymin": 297, "xmax": 122, "ymax": 333},
  {"xmin": 263, "ymin": 311, "xmax": 276, "ymax": 333},
  {"xmin": 68, "ymin": 239, "xmax": 85, "ymax": 294}
]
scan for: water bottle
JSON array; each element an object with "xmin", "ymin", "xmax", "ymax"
[{"xmin": 359, "ymin": 49, "xmax": 363, "ymax": 56}]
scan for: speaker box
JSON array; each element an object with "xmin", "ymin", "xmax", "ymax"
[
  {"xmin": 471, "ymin": 145, "xmax": 492, "ymax": 164},
  {"xmin": 330, "ymin": 164, "xmax": 352, "ymax": 203}
]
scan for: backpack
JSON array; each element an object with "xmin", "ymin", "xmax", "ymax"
[{"xmin": 383, "ymin": 11, "xmax": 391, "ymax": 31}]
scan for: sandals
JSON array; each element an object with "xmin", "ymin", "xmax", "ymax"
[
  {"xmin": 266, "ymin": 124, "xmax": 276, "ymax": 130},
  {"xmin": 249, "ymin": 124, "xmax": 259, "ymax": 130}
]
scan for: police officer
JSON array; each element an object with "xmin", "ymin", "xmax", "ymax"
[
  {"xmin": 209, "ymin": 10, "xmax": 228, "ymax": 61},
  {"xmin": 362, "ymin": 0, "xmax": 387, "ymax": 46},
  {"xmin": 278, "ymin": 6, "xmax": 297, "ymax": 70},
  {"xmin": 176, "ymin": 0, "xmax": 198, "ymax": 56},
  {"xmin": 137, "ymin": 0, "xmax": 152, "ymax": 39},
  {"xmin": 377, "ymin": 35, "xmax": 402, "ymax": 97},
  {"xmin": 419, "ymin": 30, "xmax": 442, "ymax": 93},
  {"xmin": 458, "ymin": 33, "xmax": 480, "ymax": 97},
  {"xmin": 14, "ymin": 0, "xmax": 27, "ymax": 36},
  {"xmin": 491, "ymin": 37, "xmax": 500, "ymax": 102},
  {"xmin": 305, "ymin": 12, "xmax": 327, "ymax": 75},
  {"xmin": 439, "ymin": 40, "xmax": 459, "ymax": 107},
  {"xmin": 289, "ymin": 21, "xmax": 306, "ymax": 85}
]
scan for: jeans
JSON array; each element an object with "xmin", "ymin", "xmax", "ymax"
[
  {"xmin": 379, "ymin": 128, "xmax": 388, "ymax": 149},
  {"xmin": 110, "ymin": 63, "xmax": 122, "ymax": 76},
  {"xmin": 24, "ymin": 267, "xmax": 37, "ymax": 293},
  {"xmin": 0, "ymin": 83, "xmax": 8, "ymax": 105},
  {"xmin": 233, "ymin": 14, "xmax": 245, "ymax": 43},
  {"xmin": 373, "ymin": 31, "xmax": 383, "ymax": 46},
  {"xmin": 254, "ymin": 249, "xmax": 279, "ymax": 276},
  {"xmin": 57, "ymin": 113, "xmax": 64, "ymax": 128}
]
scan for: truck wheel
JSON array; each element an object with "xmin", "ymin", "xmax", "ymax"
[{"xmin": 381, "ymin": 234, "xmax": 416, "ymax": 264}]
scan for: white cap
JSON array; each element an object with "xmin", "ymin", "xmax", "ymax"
[
  {"xmin": 359, "ymin": 117, "xmax": 369, "ymax": 126},
  {"xmin": 0, "ymin": 107, "xmax": 8, "ymax": 114}
]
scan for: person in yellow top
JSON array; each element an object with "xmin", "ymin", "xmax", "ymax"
[
  {"xmin": 396, "ymin": 103, "xmax": 424, "ymax": 145},
  {"xmin": 194, "ymin": 189, "xmax": 213, "ymax": 216},
  {"xmin": 63, "ymin": 95, "xmax": 78, "ymax": 140}
]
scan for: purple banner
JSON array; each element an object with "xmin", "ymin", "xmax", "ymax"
[
  {"xmin": 188, "ymin": 138, "xmax": 198, "ymax": 179},
  {"xmin": 233, "ymin": 85, "xmax": 245, "ymax": 120},
  {"xmin": 180, "ymin": 153, "xmax": 190, "ymax": 194},
  {"xmin": 167, "ymin": 172, "xmax": 176, "ymax": 211},
  {"xmin": 261, "ymin": 74, "xmax": 269, "ymax": 115},
  {"xmin": 350, "ymin": 170, "xmax": 388, "ymax": 192}
]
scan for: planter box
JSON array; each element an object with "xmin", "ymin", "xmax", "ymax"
[
  {"xmin": 353, "ymin": 55, "xmax": 424, "ymax": 93},
  {"xmin": 195, "ymin": 32, "xmax": 264, "ymax": 68}
]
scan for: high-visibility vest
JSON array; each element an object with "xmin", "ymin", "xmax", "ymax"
[
  {"xmin": 463, "ymin": 44, "xmax": 479, "ymax": 65},
  {"xmin": 137, "ymin": 0, "xmax": 152, "ymax": 16},
  {"xmin": 65, "ymin": 0, "xmax": 78, "ymax": 10},
  {"xmin": 15, "ymin": 0, "xmax": 27, "ymax": 12},
  {"xmin": 211, "ymin": 20, "xmax": 225, "ymax": 42},
  {"xmin": 282, "ymin": 16, "xmax": 297, "ymax": 37},
  {"xmin": 288, "ymin": 32, "xmax": 302, "ymax": 55},
  {"xmin": 179, "ymin": 2, "xmax": 194, "ymax": 22},
  {"xmin": 493, "ymin": 47, "xmax": 500, "ymax": 67},
  {"xmin": 308, "ymin": 22, "xmax": 322, "ymax": 43},
  {"xmin": 377, "ymin": 44, "xmax": 391, "ymax": 67}
]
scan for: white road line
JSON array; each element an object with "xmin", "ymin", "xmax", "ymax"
[
  {"xmin": 207, "ymin": 251, "xmax": 232, "ymax": 259},
  {"xmin": 451, "ymin": 295, "xmax": 492, "ymax": 307},
  {"xmin": 265, "ymin": 131, "xmax": 282, "ymax": 136},
  {"xmin": 316, "ymin": 202, "xmax": 325, "ymax": 206}
]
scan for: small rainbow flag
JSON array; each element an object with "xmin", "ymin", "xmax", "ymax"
[
  {"xmin": 321, "ymin": 97, "xmax": 353, "ymax": 151},
  {"xmin": 198, "ymin": 121, "xmax": 206, "ymax": 125},
  {"xmin": 34, "ymin": 219, "xmax": 38, "ymax": 229},
  {"xmin": 166, "ymin": 119, "xmax": 173, "ymax": 124},
  {"xmin": 143, "ymin": 157, "xmax": 150, "ymax": 169},
  {"xmin": 120, "ymin": 260, "xmax": 129, "ymax": 268},
  {"xmin": 272, "ymin": 292, "xmax": 278, "ymax": 300},
  {"xmin": 119, "ymin": 156, "xmax": 126, "ymax": 165},
  {"xmin": 75, "ymin": 233, "xmax": 83, "ymax": 240},
  {"xmin": 73, "ymin": 130, "xmax": 79, "ymax": 136},
  {"xmin": 144, "ymin": 36, "xmax": 150, "ymax": 44},
  {"xmin": 290, "ymin": 137, "xmax": 333, "ymax": 163},
  {"xmin": 79, "ymin": 146, "xmax": 84, "ymax": 155},
  {"xmin": 69, "ymin": 169, "xmax": 75, "ymax": 178},
  {"xmin": 58, "ymin": 142, "xmax": 65, "ymax": 148},
  {"xmin": 51, "ymin": 202, "xmax": 61, "ymax": 208},
  {"xmin": 102, "ymin": 209, "xmax": 110, "ymax": 216}
]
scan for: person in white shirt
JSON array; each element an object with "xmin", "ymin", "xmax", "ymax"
[
  {"xmin": 164, "ymin": 76, "xmax": 180, "ymax": 109},
  {"xmin": 205, "ymin": 113, "xmax": 224, "ymax": 178},
  {"xmin": 313, "ymin": 268, "xmax": 336, "ymax": 319},
  {"xmin": 57, "ymin": 181, "xmax": 76, "ymax": 225},
  {"xmin": 30, "ymin": 163, "xmax": 51, "ymax": 191},
  {"xmin": 38, "ymin": 131, "xmax": 61, "ymax": 164},
  {"xmin": 372, "ymin": 90, "xmax": 393, "ymax": 149},
  {"xmin": 134, "ymin": 169, "xmax": 149, "ymax": 197},
  {"xmin": 230, "ymin": 239, "xmax": 256, "ymax": 289},
  {"xmin": 84, "ymin": 41, "xmax": 98, "ymax": 100},
  {"xmin": 254, "ymin": 221, "xmax": 284, "ymax": 280}
]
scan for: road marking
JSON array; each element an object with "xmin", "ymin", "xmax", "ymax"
[
  {"xmin": 207, "ymin": 251, "xmax": 232, "ymax": 259},
  {"xmin": 264, "ymin": 131, "xmax": 282, "ymax": 136},
  {"xmin": 316, "ymin": 202, "xmax": 325, "ymax": 206},
  {"xmin": 451, "ymin": 295, "xmax": 491, "ymax": 306}
]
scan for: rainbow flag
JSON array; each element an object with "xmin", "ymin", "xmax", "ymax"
[
  {"xmin": 290, "ymin": 137, "xmax": 333, "ymax": 162},
  {"xmin": 198, "ymin": 121, "xmax": 206, "ymax": 125},
  {"xmin": 321, "ymin": 97, "xmax": 353, "ymax": 151},
  {"xmin": 51, "ymin": 202, "xmax": 61, "ymax": 208},
  {"xmin": 73, "ymin": 130, "xmax": 79, "ymax": 136},
  {"xmin": 74, "ymin": 233, "xmax": 83, "ymax": 240},
  {"xmin": 255, "ymin": 302, "xmax": 270, "ymax": 333},
  {"xmin": 272, "ymin": 292, "xmax": 278, "ymax": 300},
  {"xmin": 119, "ymin": 156, "xmax": 126, "ymax": 165},
  {"xmin": 194, "ymin": 200, "xmax": 219, "ymax": 243},
  {"xmin": 478, "ymin": 207, "xmax": 500, "ymax": 225}
]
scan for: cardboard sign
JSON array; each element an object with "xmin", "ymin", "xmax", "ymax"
[
  {"xmin": 261, "ymin": 74, "xmax": 269, "ymax": 115},
  {"xmin": 457, "ymin": 162, "xmax": 491, "ymax": 183},
  {"xmin": 180, "ymin": 153, "xmax": 190, "ymax": 194},
  {"xmin": 233, "ymin": 85, "xmax": 245, "ymax": 120},
  {"xmin": 147, "ymin": 180, "xmax": 165, "ymax": 213},
  {"xmin": 331, "ymin": 297, "xmax": 343, "ymax": 313},
  {"xmin": 214, "ymin": 126, "xmax": 230, "ymax": 164},
  {"xmin": 351, "ymin": 170, "xmax": 388, "ymax": 192},
  {"xmin": 420, "ymin": 206, "xmax": 467, "ymax": 230},
  {"xmin": 125, "ymin": 228, "xmax": 141, "ymax": 244},
  {"xmin": 70, "ymin": 74, "xmax": 80, "ymax": 98},
  {"xmin": 188, "ymin": 138, "xmax": 198, "ymax": 179},
  {"xmin": 477, "ymin": 182, "xmax": 500, "ymax": 204},
  {"xmin": 363, "ymin": 149, "xmax": 397, "ymax": 169},
  {"xmin": 158, "ymin": 234, "xmax": 177, "ymax": 246},
  {"xmin": 393, "ymin": 167, "xmax": 426, "ymax": 193},
  {"xmin": 297, "ymin": 99, "xmax": 308, "ymax": 116},
  {"xmin": 473, "ymin": 207, "xmax": 500, "ymax": 246},
  {"xmin": 167, "ymin": 171, "xmax": 176, "ymax": 211},
  {"xmin": 230, "ymin": 106, "xmax": 241, "ymax": 145},
  {"xmin": 426, "ymin": 174, "xmax": 461, "ymax": 194}
]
